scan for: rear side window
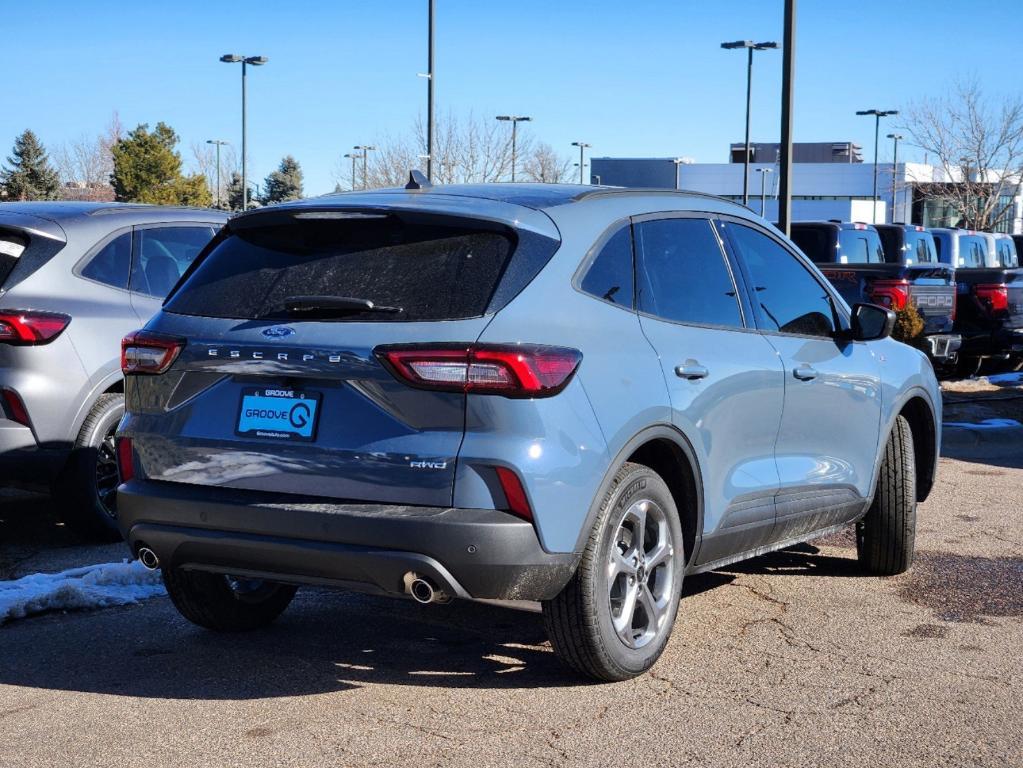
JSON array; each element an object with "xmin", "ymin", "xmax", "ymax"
[
  {"xmin": 166, "ymin": 217, "xmax": 533, "ymax": 322},
  {"xmin": 727, "ymin": 223, "xmax": 836, "ymax": 338},
  {"xmin": 635, "ymin": 217, "xmax": 743, "ymax": 329},
  {"xmin": 789, "ymin": 227, "xmax": 832, "ymax": 263},
  {"xmin": 997, "ymin": 239, "xmax": 1018, "ymax": 268},
  {"xmin": 81, "ymin": 231, "xmax": 131, "ymax": 289},
  {"xmin": 131, "ymin": 226, "xmax": 214, "ymax": 298},
  {"xmin": 580, "ymin": 225, "xmax": 634, "ymax": 308},
  {"xmin": 0, "ymin": 232, "xmax": 27, "ymax": 287}
]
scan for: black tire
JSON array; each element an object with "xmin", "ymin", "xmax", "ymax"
[
  {"xmin": 857, "ymin": 414, "xmax": 916, "ymax": 576},
  {"xmin": 542, "ymin": 462, "xmax": 684, "ymax": 681},
  {"xmin": 162, "ymin": 568, "xmax": 298, "ymax": 631},
  {"xmin": 56, "ymin": 393, "xmax": 124, "ymax": 541}
]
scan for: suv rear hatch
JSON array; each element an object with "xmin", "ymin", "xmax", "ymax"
[{"xmin": 124, "ymin": 200, "xmax": 560, "ymax": 507}]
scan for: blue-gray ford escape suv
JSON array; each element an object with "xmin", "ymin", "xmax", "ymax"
[{"xmin": 116, "ymin": 182, "xmax": 941, "ymax": 681}]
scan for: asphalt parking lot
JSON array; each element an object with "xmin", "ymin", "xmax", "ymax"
[{"xmin": 1, "ymin": 396, "xmax": 1021, "ymax": 767}]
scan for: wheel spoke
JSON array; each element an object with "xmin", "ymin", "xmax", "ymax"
[
  {"xmin": 612, "ymin": 580, "xmax": 640, "ymax": 642},
  {"xmin": 608, "ymin": 548, "xmax": 638, "ymax": 581},
  {"xmin": 638, "ymin": 583, "xmax": 664, "ymax": 632},
  {"xmin": 646, "ymin": 538, "xmax": 672, "ymax": 570}
]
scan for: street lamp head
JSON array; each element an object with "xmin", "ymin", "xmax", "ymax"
[
  {"xmin": 244, "ymin": 56, "xmax": 269, "ymax": 66},
  {"xmin": 887, "ymin": 133, "xmax": 904, "ymax": 140},
  {"xmin": 857, "ymin": 109, "xmax": 899, "ymax": 117},
  {"xmin": 753, "ymin": 41, "xmax": 779, "ymax": 49},
  {"xmin": 721, "ymin": 40, "xmax": 754, "ymax": 49},
  {"xmin": 220, "ymin": 54, "xmax": 242, "ymax": 63},
  {"xmin": 496, "ymin": 115, "xmax": 532, "ymax": 123},
  {"xmin": 571, "ymin": 141, "xmax": 591, "ymax": 148}
]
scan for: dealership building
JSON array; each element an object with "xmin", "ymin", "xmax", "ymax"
[{"xmin": 590, "ymin": 142, "xmax": 1023, "ymax": 233}]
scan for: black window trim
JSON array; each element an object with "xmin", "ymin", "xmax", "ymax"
[
  {"xmin": 129, "ymin": 221, "xmax": 219, "ymax": 300},
  {"xmin": 72, "ymin": 226, "xmax": 134, "ymax": 293},
  {"xmin": 571, "ymin": 217, "xmax": 637, "ymax": 313},
  {"xmin": 717, "ymin": 214, "xmax": 853, "ymax": 341},
  {"xmin": 629, "ymin": 210, "xmax": 751, "ymax": 333}
]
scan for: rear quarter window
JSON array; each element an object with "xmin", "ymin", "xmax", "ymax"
[
  {"xmin": 0, "ymin": 232, "xmax": 27, "ymax": 286},
  {"xmin": 166, "ymin": 216, "xmax": 552, "ymax": 322}
]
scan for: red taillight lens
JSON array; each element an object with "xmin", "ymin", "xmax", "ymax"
[
  {"xmin": 1, "ymin": 388, "xmax": 30, "ymax": 426},
  {"xmin": 116, "ymin": 437, "xmax": 135, "ymax": 483},
  {"xmin": 870, "ymin": 279, "xmax": 910, "ymax": 310},
  {"xmin": 0, "ymin": 310, "xmax": 71, "ymax": 345},
  {"xmin": 121, "ymin": 331, "xmax": 185, "ymax": 374},
  {"xmin": 495, "ymin": 466, "xmax": 533, "ymax": 522},
  {"xmin": 376, "ymin": 344, "xmax": 582, "ymax": 398},
  {"xmin": 974, "ymin": 284, "xmax": 1009, "ymax": 314}
]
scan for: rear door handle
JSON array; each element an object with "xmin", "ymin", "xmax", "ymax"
[
  {"xmin": 675, "ymin": 360, "xmax": 709, "ymax": 380},
  {"xmin": 793, "ymin": 364, "xmax": 818, "ymax": 381}
]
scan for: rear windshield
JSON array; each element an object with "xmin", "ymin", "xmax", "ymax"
[
  {"xmin": 837, "ymin": 229, "xmax": 883, "ymax": 264},
  {"xmin": 958, "ymin": 236, "xmax": 986, "ymax": 268},
  {"xmin": 0, "ymin": 228, "xmax": 65, "ymax": 293},
  {"xmin": 165, "ymin": 216, "xmax": 547, "ymax": 322}
]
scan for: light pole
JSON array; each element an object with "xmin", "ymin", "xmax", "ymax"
[
  {"xmin": 343, "ymin": 153, "xmax": 358, "ymax": 191},
  {"xmin": 496, "ymin": 115, "xmax": 532, "ymax": 182},
  {"xmin": 206, "ymin": 139, "xmax": 229, "ymax": 209},
  {"xmin": 220, "ymin": 54, "xmax": 268, "ymax": 211},
  {"xmin": 672, "ymin": 158, "xmax": 686, "ymax": 190},
  {"xmin": 427, "ymin": 0, "xmax": 435, "ymax": 180},
  {"xmin": 887, "ymin": 133, "xmax": 903, "ymax": 223},
  {"xmin": 755, "ymin": 167, "xmax": 773, "ymax": 216},
  {"xmin": 856, "ymin": 108, "xmax": 899, "ymax": 223},
  {"xmin": 571, "ymin": 141, "xmax": 591, "ymax": 184},
  {"xmin": 353, "ymin": 145, "xmax": 376, "ymax": 190},
  {"xmin": 777, "ymin": 0, "xmax": 796, "ymax": 236},
  {"xmin": 721, "ymin": 40, "xmax": 778, "ymax": 206}
]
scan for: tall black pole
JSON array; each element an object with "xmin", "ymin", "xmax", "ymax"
[
  {"xmin": 777, "ymin": 0, "xmax": 796, "ymax": 236},
  {"xmin": 363, "ymin": 150, "xmax": 369, "ymax": 190},
  {"xmin": 215, "ymin": 142, "xmax": 221, "ymax": 209},
  {"xmin": 427, "ymin": 0, "xmax": 435, "ymax": 180},
  {"xmin": 760, "ymin": 171, "xmax": 768, "ymax": 216},
  {"xmin": 578, "ymin": 143, "xmax": 585, "ymax": 184},
  {"xmin": 241, "ymin": 60, "xmax": 248, "ymax": 210},
  {"xmin": 351, "ymin": 154, "xmax": 357, "ymax": 190},
  {"xmin": 743, "ymin": 46, "xmax": 753, "ymax": 206}
]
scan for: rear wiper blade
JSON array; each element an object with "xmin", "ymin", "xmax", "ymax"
[{"xmin": 279, "ymin": 295, "xmax": 403, "ymax": 316}]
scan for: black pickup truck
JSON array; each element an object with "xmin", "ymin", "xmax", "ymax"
[
  {"xmin": 789, "ymin": 221, "xmax": 960, "ymax": 366},
  {"xmin": 931, "ymin": 228, "xmax": 1023, "ymax": 373}
]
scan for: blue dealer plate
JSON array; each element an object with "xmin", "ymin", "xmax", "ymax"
[{"xmin": 236, "ymin": 388, "xmax": 321, "ymax": 442}]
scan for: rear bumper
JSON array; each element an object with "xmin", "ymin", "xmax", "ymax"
[
  {"xmin": 920, "ymin": 333, "xmax": 962, "ymax": 363},
  {"xmin": 0, "ymin": 425, "xmax": 67, "ymax": 487},
  {"xmin": 959, "ymin": 326, "xmax": 1023, "ymax": 357},
  {"xmin": 116, "ymin": 480, "xmax": 578, "ymax": 601}
]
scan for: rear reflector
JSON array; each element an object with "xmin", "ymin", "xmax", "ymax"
[
  {"xmin": 116, "ymin": 437, "xmax": 135, "ymax": 483},
  {"xmin": 0, "ymin": 310, "xmax": 71, "ymax": 345},
  {"xmin": 1, "ymin": 388, "xmax": 30, "ymax": 427},
  {"xmin": 495, "ymin": 466, "xmax": 533, "ymax": 522},
  {"xmin": 376, "ymin": 344, "xmax": 582, "ymax": 398},
  {"xmin": 975, "ymin": 284, "xmax": 1009, "ymax": 314},
  {"xmin": 121, "ymin": 331, "xmax": 185, "ymax": 374}
]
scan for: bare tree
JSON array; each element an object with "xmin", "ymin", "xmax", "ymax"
[
  {"xmin": 190, "ymin": 141, "xmax": 237, "ymax": 206},
  {"xmin": 902, "ymin": 79, "xmax": 1023, "ymax": 230},
  {"xmin": 522, "ymin": 141, "xmax": 573, "ymax": 183}
]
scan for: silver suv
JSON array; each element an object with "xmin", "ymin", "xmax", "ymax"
[{"xmin": 0, "ymin": 202, "xmax": 225, "ymax": 536}]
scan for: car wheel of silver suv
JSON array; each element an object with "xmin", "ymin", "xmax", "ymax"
[
  {"xmin": 543, "ymin": 462, "xmax": 684, "ymax": 681},
  {"xmin": 857, "ymin": 414, "xmax": 916, "ymax": 575},
  {"xmin": 57, "ymin": 393, "xmax": 124, "ymax": 541}
]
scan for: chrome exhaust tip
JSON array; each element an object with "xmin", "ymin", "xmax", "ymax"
[
  {"xmin": 137, "ymin": 547, "xmax": 160, "ymax": 571},
  {"xmin": 403, "ymin": 571, "xmax": 450, "ymax": 604}
]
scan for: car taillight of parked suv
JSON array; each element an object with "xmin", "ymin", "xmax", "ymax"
[
  {"xmin": 0, "ymin": 202, "xmax": 226, "ymax": 536},
  {"xmin": 116, "ymin": 182, "xmax": 940, "ymax": 681}
]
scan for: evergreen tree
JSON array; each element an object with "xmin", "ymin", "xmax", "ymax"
[
  {"xmin": 226, "ymin": 171, "xmax": 246, "ymax": 211},
  {"xmin": 261, "ymin": 155, "xmax": 304, "ymax": 205},
  {"xmin": 1, "ymin": 129, "xmax": 60, "ymax": 200},
  {"xmin": 110, "ymin": 122, "xmax": 211, "ymax": 206}
]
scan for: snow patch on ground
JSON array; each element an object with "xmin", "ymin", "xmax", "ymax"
[
  {"xmin": 943, "ymin": 418, "xmax": 1023, "ymax": 430},
  {"xmin": 0, "ymin": 560, "xmax": 165, "ymax": 625}
]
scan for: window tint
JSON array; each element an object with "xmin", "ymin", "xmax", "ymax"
[
  {"xmin": 959, "ymin": 236, "xmax": 985, "ymax": 268},
  {"xmin": 909, "ymin": 234, "xmax": 936, "ymax": 264},
  {"xmin": 0, "ymin": 232, "xmax": 27, "ymax": 287},
  {"xmin": 580, "ymin": 225, "xmax": 634, "ymax": 308},
  {"xmin": 131, "ymin": 226, "xmax": 214, "ymax": 298},
  {"xmin": 838, "ymin": 231, "xmax": 872, "ymax": 264},
  {"xmin": 728, "ymin": 223, "xmax": 837, "ymax": 338},
  {"xmin": 165, "ymin": 218, "xmax": 535, "ymax": 322},
  {"xmin": 81, "ymin": 231, "xmax": 131, "ymax": 289},
  {"xmin": 789, "ymin": 226, "xmax": 832, "ymax": 263},
  {"xmin": 635, "ymin": 218, "xmax": 742, "ymax": 328}
]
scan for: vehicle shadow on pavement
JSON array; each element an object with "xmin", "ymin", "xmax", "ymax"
[{"xmin": 720, "ymin": 541, "xmax": 868, "ymax": 579}]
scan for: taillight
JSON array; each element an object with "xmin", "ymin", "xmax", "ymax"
[
  {"xmin": 495, "ymin": 466, "xmax": 533, "ymax": 522},
  {"xmin": 974, "ymin": 284, "xmax": 1009, "ymax": 314},
  {"xmin": 376, "ymin": 344, "xmax": 582, "ymax": 398},
  {"xmin": 116, "ymin": 437, "xmax": 135, "ymax": 483},
  {"xmin": 870, "ymin": 279, "xmax": 910, "ymax": 310},
  {"xmin": 1, "ymin": 388, "xmax": 30, "ymax": 426},
  {"xmin": 121, "ymin": 331, "xmax": 185, "ymax": 374},
  {"xmin": 0, "ymin": 310, "xmax": 71, "ymax": 345}
]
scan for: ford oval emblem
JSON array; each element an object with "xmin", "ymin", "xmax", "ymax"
[{"xmin": 262, "ymin": 326, "xmax": 296, "ymax": 339}]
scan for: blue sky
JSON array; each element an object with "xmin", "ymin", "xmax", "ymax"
[{"xmin": 4, "ymin": 1, "xmax": 1021, "ymax": 195}]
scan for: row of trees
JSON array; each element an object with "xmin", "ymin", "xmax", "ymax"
[{"xmin": 0, "ymin": 119, "xmax": 304, "ymax": 210}]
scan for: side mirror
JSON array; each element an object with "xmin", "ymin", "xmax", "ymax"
[{"xmin": 848, "ymin": 303, "xmax": 896, "ymax": 341}]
